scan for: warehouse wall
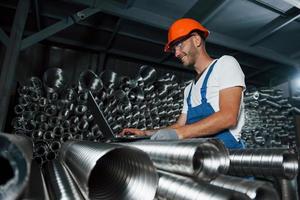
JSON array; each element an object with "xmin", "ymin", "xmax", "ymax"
[
  {"xmin": 0, "ymin": 45, "xmax": 5, "ymax": 73},
  {"xmin": 12, "ymin": 43, "xmax": 194, "ymax": 86}
]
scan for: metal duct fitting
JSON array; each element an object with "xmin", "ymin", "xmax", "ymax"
[
  {"xmin": 120, "ymin": 139, "xmax": 229, "ymax": 180},
  {"xmin": 228, "ymin": 149, "xmax": 299, "ymax": 179},
  {"xmin": 62, "ymin": 88, "xmax": 77, "ymax": 102},
  {"xmin": 77, "ymin": 91, "xmax": 88, "ymax": 105},
  {"xmin": 210, "ymin": 174, "xmax": 279, "ymax": 200},
  {"xmin": 43, "ymin": 160, "xmax": 84, "ymax": 200},
  {"xmin": 35, "ymin": 112, "xmax": 48, "ymax": 123},
  {"xmin": 45, "ymin": 104, "xmax": 58, "ymax": 117},
  {"xmin": 276, "ymin": 178, "xmax": 299, "ymax": 200},
  {"xmin": 0, "ymin": 133, "xmax": 33, "ymax": 200},
  {"xmin": 50, "ymin": 141, "xmax": 61, "ymax": 152},
  {"xmin": 14, "ymin": 104, "xmax": 25, "ymax": 115},
  {"xmin": 155, "ymin": 82, "xmax": 174, "ymax": 98},
  {"xmin": 27, "ymin": 89, "xmax": 42, "ymax": 102},
  {"xmin": 111, "ymin": 90, "xmax": 132, "ymax": 113},
  {"xmin": 47, "ymin": 92, "xmax": 59, "ymax": 102},
  {"xmin": 128, "ymin": 87, "xmax": 145, "ymax": 102},
  {"xmin": 27, "ymin": 76, "xmax": 43, "ymax": 89},
  {"xmin": 144, "ymin": 84, "xmax": 155, "ymax": 94},
  {"xmin": 43, "ymin": 68, "xmax": 68, "ymax": 93},
  {"xmin": 43, "ymin": 131, "xmax": 54, "ymax": 140},
  {"xmin": 120, "ymin": 76, "xmax": 138, "ymax": 91},
  {"xmin": 138, "ymin": 65, "xmax": 157, "ymax": 85},
  {"xmin": 157, "ymin": 73, "xmax": 177, "ymax": 82},
  {"xmin": 46, "ymin": 151, "xmax": 56, "ymax": 161},
  {"xmin": 75, "ymin": 105, "xmax": 87, "ymax": 116},
  {"xmin": 38, "ymin": 97, "xmax": 48, "ymax": 108},
  {"xmin": 157, "ymin": 171, "xmax": 249, "ymax": 200},
  {"xmin": 100, "ymin": 70, "xmax": 121, "ymax": 88},
  {"xmin": 21, "ymin": 160, "xmax": 49, "ymax": 200},
  {"xmin": 18, "ymin": 85, "xmax": 29, "ymax": 96},
  {"xmin": 78, "ymin": 70, "xmax": 103, "ymax": 94},
  {"xmin": 18, "ymin": 95, "xmax": 30, "ymax": 107},
  {"xmin": 59, "ymin": 141, "xmax": 158, "ymax": 200}
]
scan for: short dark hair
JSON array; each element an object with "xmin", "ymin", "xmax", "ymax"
[{"xmin": 191, "ymin": 30, "xmax": 206, "ymax": 41}]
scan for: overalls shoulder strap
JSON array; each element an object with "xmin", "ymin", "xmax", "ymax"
[
  {"xmin": 201, "ymin": 59, "xmax": 218, "ymax": 103},
  {"xmin": 187, "ymin": 60, "xmax": 218, "ymax": 106}
]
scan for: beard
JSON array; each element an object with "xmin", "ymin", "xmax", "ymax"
[{"xmin": 180, "ymin": 52, "xmax": 196, "ymax": 68}]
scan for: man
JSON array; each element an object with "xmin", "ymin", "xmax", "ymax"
[{"xmin": 120, "ymin": 18, "xmax": 245, "ymax": 149}]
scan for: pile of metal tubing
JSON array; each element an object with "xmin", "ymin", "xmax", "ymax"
[
  {"xmin": 7, "ymin": 65, "xmax": 300, "ymax": 199},
  {"xmin": 0, "ymin": 133, "xmax": 158, "ymax": 200},
  {"xmin": 11, "ymin": 66, "xmax": 187, "ymax": 164},
  {"xmin": 1, "ymin": 133, "xmax": 299, "ymax": 200},
  {"xmin": 242, "ymin": 88, "xmax": 297, "ymax": 150}
]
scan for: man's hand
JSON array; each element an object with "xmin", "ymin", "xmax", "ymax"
[
  {"xmin": 119, "ymin": 128, "xmax": 146, "ymax": 136},
  {"xmin": 150, "ymin": 129, "xmax": 179, "ymax": 140}
]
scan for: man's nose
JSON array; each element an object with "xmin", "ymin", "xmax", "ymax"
[{"xmin": 174, "ymin": 48, "xmax": 181, "ymax": 58}]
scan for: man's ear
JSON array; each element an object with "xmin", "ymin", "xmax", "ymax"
[{"xmin": 193, "ymin": 34, "xmax": 202, "ymax": 47}]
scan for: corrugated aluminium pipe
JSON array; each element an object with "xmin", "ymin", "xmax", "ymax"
[
  {"xmin": 27, "ymin": 76, "xmax": 43, "ymax": 89},
  {"xmin": 138, "ymin": 65, "xmax": 157, "ymax": 85},
  {"xmin": 157, "ymin": 170, "xmax": 249, "ymax": 200},
  {"xmin": 43, "ymin": 67, "xmax": 68, "ymax": 93},
  {"xmin": 100, "ymin": 70, "xmax": 121, "ymax": 88},
  {"xmin": 43, "ymin": 160, "xmax": 84, "ymax": 200},
  {"xmin": 128, "ymin": 87, "xmax": 145, "ymax": 102},
  {"xmin": 59, "ymin": 141, "xmax": 158, "ymax": 200},
  {"xmin": 21, "ymin": 160, "xmax": 49, "ymax": 200},
  {"xmin": 277, "ymin": 178, "xmax": 299, "ymax": 200},
  {"xmin": 210, "ymin": 174, "xmax": 279, "ymax": 200},
  {"xmin": 0, "ymin": 133, "xmax": 33, "ymax": 200},
  {"xmin": 78, "ymin": 70, "xmax": 103, "ymax": 94},
  {"xmin": 120, "ymin": 139, "xmax": 229, "ymax": 180},
  {"xmin": 228, "ymin": 149, "xmax": 298, "ymax": 179}
]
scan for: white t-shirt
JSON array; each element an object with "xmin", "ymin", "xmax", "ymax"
[{"xmin": 182, "ymin": 55, "xmax": 246, "ymax": 141}]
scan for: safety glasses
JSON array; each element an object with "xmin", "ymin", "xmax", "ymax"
[{"xmin": 170, "ymin": 34, "xmax": 195, "ymax": 54}]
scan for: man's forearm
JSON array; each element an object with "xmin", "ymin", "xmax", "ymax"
[
  {"xmin": 176, "ymin": 111, "xmax": 236, "ymax": 139},
  {"xmin": 144, "ymin": 122, "xmax": 184, "ymax": 135}
]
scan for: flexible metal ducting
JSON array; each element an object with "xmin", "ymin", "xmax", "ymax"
[
  {"xmin": 0, "ymin": 133, "xmax": 33, "ymax": 200},
  {"xmin": 277, "ymin": 178, "xmax": 299, "ymax": 200},
  {"xmin": 78, "ymin": 70, "xmax": 103, "ymax": 94},
  {"xmin": 43, "ymin": 68, "xmax": 68, "ymax": 94},
  {"xmin": 43, "ymin": 160, "xmax": 84, "ymax": 200},
  {"xmin": 100, "ymin": 70, "xmax": 121, "ymax": 88},
  {"xmin": 27, "ymin": 76, "xmax": 43, "ymax": 89},
  {"xmin": 120, "ymin": 138, "xmax": 229, "ymax": 180},
  {"xmin": 156, "ymin": 170, "xmax": 250, "ymax": 200},
  {"xmin": 21, "ymin": 160, "xmax": 49, "ymax": 200},
  {"xmin": 228, "ymin": 148, "xmax": 298, "ymax": 179},
  {"xmin": 210, "ymin": 174, "xmax": 279, "ymax": 200},
  {"xmin": 59, "ymin": 140, "xmax": 158, "ymax": 200},
  {"xmin": 138, "ymin": 65, "xmax": 157, "ymax": 85}
]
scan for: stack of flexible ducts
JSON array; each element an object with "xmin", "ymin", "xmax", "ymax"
[
  {"xmin": 11, "ymin": 66, "xmax": 188, "ymax": 163},
  {"xmin": 12, "ymin": 68, "xmax": 106, "ymax": 165},
  {"xmin": 56, "ymin": 140, "xmax": 158, "ymax": 200},
  {"xmin": 119, "ymin": 138, "xmax": 297, "ymax": 200},
  {"xmin": 0, "ymin": 132, "xmax": 160, "ymax": 200},
  {"xmin": 242, "ymin": 87, "xmax": 297, "ymax": 150}
]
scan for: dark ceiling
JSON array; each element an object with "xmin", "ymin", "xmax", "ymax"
[{"xmin": 0, "ymin": 0, "xmax": 300, "ymax": 86}]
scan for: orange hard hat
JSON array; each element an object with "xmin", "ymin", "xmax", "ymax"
[{"xmin": 164, "ymin": 18, "xmax": 209, "ymax": 52}]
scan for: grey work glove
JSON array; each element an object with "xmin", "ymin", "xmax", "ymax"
[{"xmin": 150, "ymin": 129, "xmax": 179, "ymax": 140}]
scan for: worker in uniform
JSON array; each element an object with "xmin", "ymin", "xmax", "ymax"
[{"xmin": 120, "ymin": 18, "xmax": 245, "ymax": 149}]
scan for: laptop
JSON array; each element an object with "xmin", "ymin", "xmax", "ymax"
[{"xmin": 87, "ymin": 91, "xmax": 150, "ymax": 142}]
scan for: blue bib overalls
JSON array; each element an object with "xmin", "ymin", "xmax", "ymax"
[{"xmin": 186, "ymin": 60, "xmax": 244, "ymax": 149}]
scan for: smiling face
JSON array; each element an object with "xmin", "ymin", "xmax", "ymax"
[{"xmin": 171, "ymin": 33, "xmax": 202, "ymax": 68}]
